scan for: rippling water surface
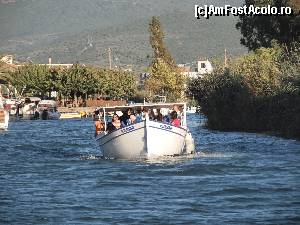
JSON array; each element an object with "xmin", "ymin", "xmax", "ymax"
[{"xmin": 1, "ymin": 114, "xmax": 300, "ymax": 224}]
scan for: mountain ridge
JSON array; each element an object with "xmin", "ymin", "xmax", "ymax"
[{"xmin": 0, "ymin": 0, "xmax": 246, "ymax": 67}]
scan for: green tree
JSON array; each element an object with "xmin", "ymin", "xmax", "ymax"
[
  {"xmin": 230, "ymin": 44, "xmax": 282, "ymax": 96},
  {"xmin": 149, "ymin": 16, "xmax": 176, "ymax": 68},
  {"xmin": 236, "ymin": 0, "xmax": 300, "ymax": 50},
  {"xmin": 9, "ymin": 64, "xmax": 53, "ymax": 96},
  {"xmin": 6, "ymin": 62, "xmax": 138, "ymax": 102},
  {"xmin": 147, "ymin": 17, "xmax": 185, "ymax": 101},
  {"xmin": 146, "ymin": 58, "xmax": 185, "ymax": 101}
]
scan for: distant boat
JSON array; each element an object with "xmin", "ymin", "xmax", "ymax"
[
  {"xmin": 186, "ymin": 106, "xmax": 197, "ymax": 114},
  {"xmin": 21, "ymin": 97, "xmax": 41, "ymax": 120},
  {"xmin": 37, "ymin": 100, "xmax": 61, "ymax": 120},
  {"xmin": 95, "ymin": 103, "xmax": 195, "ymax": 159},
  {"xmin": 0, "ymin": 93, "xmax": 9, "ymax": 130},
  {"xmin": 60, "ymin": 112, "xmax": 82, "ymax": 119}
]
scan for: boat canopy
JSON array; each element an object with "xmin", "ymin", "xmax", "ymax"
[
  {"xmin": 95, "ymin": 102, "xmax": 187, "ymax": 128},
  {"xmin": 95, "ymin": 102, "xmax": 187, "ymax": 113},
  {"xmin": 25, "ymin": 97, "xmax": 41, "ymax": 102}
]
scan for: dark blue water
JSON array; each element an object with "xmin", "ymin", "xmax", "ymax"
[{"xmin": 1, "ymin": 114, "xmax": 300, "ymax": 224}]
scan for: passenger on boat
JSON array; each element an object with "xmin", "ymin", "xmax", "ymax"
[
  {"xmin": 170, "ymin": 111, "xmax": 181, "ymax": 127},
  {"xmin": 163, "ymin": 115, "xmax": 170, "ymax": 123},
  {"xmin": 141, "ymin": 107, "xmax": 148, "ymax": 121},
  {"xmin": 128, "ymin": 114, "xmax": 137, "ymax": 125},
  {"xmin": 148, "ymin": 108, "xmax": 155, "ymax": 120},
  {"xmin": 112, "ymin": 114, "xmax": 122, "ymax": 129},
  {"xmin": 135, "ymin": 108, "xmax": 143, "ymax": 123},
  {"xmin": 94, "ymin": 115, "xmax": 104, "ymax": 137},
  {"xmin": 120, "ymin": 108, "xmax": 132, "ymax": 126},
  {"xmin": 173, "ymin": 104, "xmax": 183, "ymax": 120},
  {"xmin": 154, "ymin": 108, "xmax": 163, "ymax": 122},
  {"xmin": 106, "ymin": 122, "xmax": 116, "ymax": 133}
]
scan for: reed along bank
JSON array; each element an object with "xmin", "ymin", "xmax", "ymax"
[{"xmin": 187, "ymin": 43, "xmax": 300, "ymax": 139}]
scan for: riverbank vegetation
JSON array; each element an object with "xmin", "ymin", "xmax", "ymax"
[
  {"xmin": 188, "ymin": 0, "xmax": 300, "ymax": 139},
  {"xmin": 1, "ymin": 63, "xmax": 137, "ymax": 105},
  {"xmin": 188, "ymin": 43, "xmax": 300, "ymax": 138}
]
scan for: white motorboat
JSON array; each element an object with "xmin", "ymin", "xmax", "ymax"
[
  {"xmin": 186, "ymin": 106, "xmax": 197, "ymax": 114},
  {"xmin": 0, "ymin": 92, "xmax": 9, "ymax": 130},
  {"xmin": 21, "ymin": 97, "xmax": 41, "ymax": 120},
  {"xmin": 38, "ymin": 100, "xmax": 61, "ymax": 120},
  {"xmin": 95, "ymin": 103, "xmax": 195, "ymax": 159},
  {"xmin": 60, "ymin": 112, "xmax": 82, "ymax": 119}
]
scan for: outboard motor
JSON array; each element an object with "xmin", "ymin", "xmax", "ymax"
[
  {"xmin": 185, "ymin": 132, "xmax": 195, "ymax": 154},
  {"xmin": 41, "ymin": 109, "xmax": 48, "ymax": 120}
]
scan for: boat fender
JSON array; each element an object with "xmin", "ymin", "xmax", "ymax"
[{"xmin": 185, "ymin": 132, "xmax": 195, "ymax": 154}]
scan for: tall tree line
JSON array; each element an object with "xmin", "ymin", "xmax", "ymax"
[{"xmin": 4, "ymin": 64, "xmax": 137, "ymax": 102}]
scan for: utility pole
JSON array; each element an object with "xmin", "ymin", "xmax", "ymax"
[
  {"xmin": 224, "ymin": 49, "xmax": 227, "ymax": 68},
  {"xmin": 108, "ymin": 47, "xmax": 112, "ymax": 70}
]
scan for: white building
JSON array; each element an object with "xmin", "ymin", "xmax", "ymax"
[
  {"xmin": 178, "ymin": 59, "xmax": 213, "ymax": 79},
  {"xmin": 197, "ymin": 59, "xmax": 213, "ymax": 75}
]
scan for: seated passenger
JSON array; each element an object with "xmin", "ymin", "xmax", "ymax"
[
  {"xmin": 120, "ymin": 108, "xmax": 132, "ymax": 126},
  {"xmin": 155, "ymin": 108, "xmax": 163, "ymax": 122},
  {"xmin": 142, "ymin": 107, "xmax": 149, "ymax": 121},
  {"xmin": 128, "ymin": 114, "xmax": 137, "ymax": 125},
  {"xmin": 94, "ymin": 115, "xmax": 104, "ymax": 137},
  {"xmin": 170, "ymin": 111, "xmax": 181, "ymax": 127},
  {"xmin": 107, "ymin": 122, "xmax": 116, "ymax": 133},
  {"xmin": 112, "ymin": 114, "xmax": 122, "ymax": 129},
  {"xmin": 135, "ymin": 108, "xmax": 143, "ymax": 123},
  {"xmin": 148, "ymin": 108, "xmax": 155, "ymax": 120},
  {"xmin": 173, "ymin": 104, "xmax": 183, "ymax": 120},
  {"xmin": 163, "ymin": 115, "xmax": 170, "ymax": 123}
]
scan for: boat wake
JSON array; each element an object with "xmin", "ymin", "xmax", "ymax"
[
  {"xmin": 195, "ymin": 151, "xmax": 233, "ymax": 158},
  {"xmin": 80, "ymin": 155, "xmax": 104, "ymax": 160}
]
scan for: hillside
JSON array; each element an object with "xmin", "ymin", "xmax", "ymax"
[{"xmin": 0, "ymin": 0, "xmax": 246, "ymax": 67}]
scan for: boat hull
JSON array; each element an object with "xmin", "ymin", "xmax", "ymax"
[
  {"xmin": 147, "ymin": 120, "xmax": 187, "ymax": 157},
  {"xmin": 0, "ymin": 110, "xmax": 9, "ymax": 130},
  {"xmin": 95, "ymin": 120, "xmax": 188, "ymax": 159},
  {"xmin": 96, "ymin": 122, "xmax": 147, "ymax": 159},
  {"xmin": 40, "ymin": 110, "xmax": 61, "ymax": 120}
]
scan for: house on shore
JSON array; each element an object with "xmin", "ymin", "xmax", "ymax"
[{"xmin": 178, "ymin": 58, "xmax": 213, "ymax": 79}]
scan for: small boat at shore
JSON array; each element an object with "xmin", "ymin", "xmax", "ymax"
[
  {"xmin": 95, "ymin": 103, "xmax": 195, "ymax": 159},
  {"xmin": 60, "ymin": 112, "xmax": 82, "ymax": 119},
  {"xmin": 186, "ymin": 106, "xmax": 197, "ymax": 114},
  {"xmin": 21, "ymin": 97, "xmax": 41, "ymax": 120},
  {"xmin": 38, "ymin": 100, "xmax": 61, "ymax": 120},
  {"xmin": 0, "ymin": 93, "xmax": 9, "ymax": 130}
]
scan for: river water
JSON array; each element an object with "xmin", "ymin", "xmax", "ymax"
[{"xmin": 0, "ymin": 114, "xmax": 299, "ymax": 224}]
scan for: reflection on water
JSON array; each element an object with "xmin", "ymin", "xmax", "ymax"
[{"xmin": 1, "ymin": 115, "xmax": 300, "ymax": 224}]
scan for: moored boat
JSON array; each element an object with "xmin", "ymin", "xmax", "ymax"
[
  {"xmin": 186, "ymin": 106, "xmax": 197, "ymax": 114},
  {"xmin": 95, "ymin": 103, "xmax": 195, "ymax": 159},
  {"xmin": 60, "ymin": 112, "xmax": 82, "ymax": 119},
  {"xmin": 38, "ymin": 100, "xmax": 61, "ymax": 120},
  {"xmin": 0, "ymin": 92, "xmax": 9, "ymax": 130},
  {"xmin": 21, "ymin": 97, "xmax": 41, "ymax": 120}
]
